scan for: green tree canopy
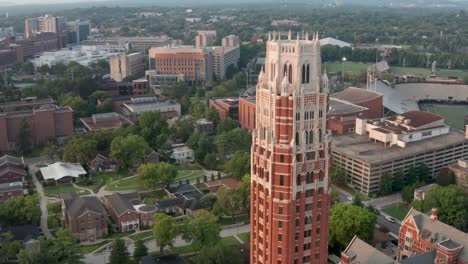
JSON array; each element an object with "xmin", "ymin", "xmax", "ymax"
[
  {"xmin": 0, "ymin": 194, "xmax": 41, "ymax": 226},
  {"xmin": 193, "ymin": 244, "xmax": 243, "ymax": 264},
  {"xmin": 62, "ymin": 137, "xmax": 98, "ymax": 165},
  {"xmin": 329, "ymin": 204, "xmax": 377, "ymax": 249},
  {"xmin": 110, "ymin": 135, "xmax": 148, "ymax": 169},
  {"xmin": 436, "ymin": 168, "xmax": 455, "ymax": 186},
  {"xmin": 17, "ymin": 237, "xmax": 58, "ymax": 264},
  {"xmin": 214, "ymin": 186, "xmax": 241, "ymax": 220},
  {"xmin": 133, "ymin": 239, "xmax": 148, "ymax": 263},
  {"xmin": 182, "ymin": 210, "xmax": 221, "ymax": 251},
  {"xmin": 380, "ymin": 173, "xmax": 393, "ymax": 195},
  {"xmin": 59, "ymin": 95, "xmax": 89, "ymax": 119},
  {"xmin": 109, "ymin": 238, "xmax": 130, "ymax": 264},
  {"xmin": 138, "ymin": 162, "xmax": 177, "ymax": 188},
  {"xmin": 17, "ymin": 118, "xmax": 32, "ymax": 155},
  {"xmin": 152, "ymin": 213, "xmax": 179, "ymax": 253},
  {"xmin": 138, "ymin": 111, "xmax": 169, "ymax": 150},
  {"xmin": 224, "ymin": 151, "xmax": 251, "ymax": 180},
  {"xmin": 411, "ymin": 185, "xmax": 468, "ymax": 231},
  {"xmin": 0, "ymin": 232, "xmax": 21, "ymax": 263},
  {"xmin": 49, "ymin": 230, "xmax": 83, "ymax": 264}
]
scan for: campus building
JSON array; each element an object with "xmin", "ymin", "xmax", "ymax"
[
  {"xmin": 120, "ymin": 96, "xmax": 181, "ymax": 119},
  {"xmin": 24, "ymin": 15, "xmax": 65, "ymax": 38},
  {"xmin": 209, "ymin": 97, "xmax": 239, "ymax": 120},
  {"xmin": 83, "ymin": 35, "xmax": 172, "ymax": 53},
  {"xmin": 110, "ymin": 52, "xmax": 145, "ymax": 82},
  {"xmin": 149, "ymin": 46, "xmax": 213, "ymax": 86},
  {"xmin": 65, "ymin": 20, "xmax": 90, "ymax": 44},
  {"xmin": 333, "ymin": 112, "xmax": 468, "ymax": 195},
  {"xmin": 222, "ymin": 35, "xmax": 240, "ymax": 47},
  {"xmin": 250, "ymin": 32, "xmax": 332, "ymax": 264},
  {"xmin": 447, "ymin": 159, "xmax": 468, "ymax": 192},
  {"xmin": 195, "ymin": 30, "xmax": 217, "ymax": 47},
  {"xmin": 0, "ymin": 101, "xmax": 74, "ymax": 152},
  {"xmin": 211, "ymin": 46, "xmax": 240, "ymax": 80},
  {"xmin": 239, "ymin": 96, "xmax": 256, "ymax": 131}
]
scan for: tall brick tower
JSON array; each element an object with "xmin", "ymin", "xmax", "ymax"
[{"xmin": 250, "ymin": 31, "xmax": 331, "ymax": 264}]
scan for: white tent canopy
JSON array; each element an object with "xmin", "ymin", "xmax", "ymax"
[{"xmin": 40, "ymin": 162, "xmax": 87, "ymax": 181}]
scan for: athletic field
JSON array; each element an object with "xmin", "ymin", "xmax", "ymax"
[{"xmin": 422, "ymin": 103, "xmax": 468, "ymax": 131}]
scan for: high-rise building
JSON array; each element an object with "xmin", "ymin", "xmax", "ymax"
[
  {"xmin": 250, "ymin": 32, "xmax": 331, "ymax": 264},
  {"xmin": 222, "ymin": 35, "xmax": 240, "ymax": 47},
  {"xmin": 65, "ymin": 20, "xmax": 90, "ymax": 44},
  {"xmin": 24, "ymin": 15, "xmax": 65, "ymax": 38},
  {"xmin": 210, "ymin": 46, "xmax": 240, "ymax": 80},
  {"xmin": 195, "ymin": 30, "xmax": 217, "ymax": 47},
  {"xmin": 109, "ymin": 52, "xmax": 145, "ymax": 82}
]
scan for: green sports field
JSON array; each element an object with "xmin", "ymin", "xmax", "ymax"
[{"xmin": 422, "ymin": 103, "xmax": 468, "ymax": 131}]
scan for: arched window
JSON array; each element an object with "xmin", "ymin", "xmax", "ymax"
[
  {"xmin": 296, "ymin": 132, "xmax": 299, "ymax": 145},
  {"xmin": 310, "ymin": 111, "xmax": 314, "ymax": 119},
  {"xmin": 301, "ymin": 65, "xmax": 306, "ymax": 84},
  {"xmin": 288, "ymin": 65, "xmax": 293, "ymax": 84},
  {"xmin": 306, "ymin": 172, "xmax": 313, "ymax": 184},
  {"xmin": 306, "ymin": 64, "xmax": 310, "ymax": 83},
  {"xmin": 283, "ymin": 64, "xmax": 288, "ymax": 77}
]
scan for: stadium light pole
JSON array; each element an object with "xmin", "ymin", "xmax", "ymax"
[{"xmin": 341, "ymin": 57, "xmax": 347, "ymax": 86}]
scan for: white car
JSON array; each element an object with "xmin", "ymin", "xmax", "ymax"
[
  {"xmin": 385, "ymin": 216, "xmax": 396, "ymax": 223},
  {"xmin": 346, "ymin": 196, "xmax": 353, "ymax": 201}
]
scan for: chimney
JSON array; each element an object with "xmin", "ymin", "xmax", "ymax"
[{"xmin": 430, "ymin": 208, "xmax": 438, "ymax": 222}]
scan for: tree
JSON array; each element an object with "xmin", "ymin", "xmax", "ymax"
[
  {"xmin": 187, "ymin": 132, "xmax": 213, "ymax": 162},
  {"xmin": 331, "ymin": 189, "xmax": 339, "ymax": 206},
  {"xmin": 392, "ymin": 171, "xmax": 405, "ymax": 192},
  {"xmin": 237, "ymin": 174, "xmax": 251, "ymax": 213},
  {"xmin": 352, "ymin": 194, "xmax": 364, "ymax": 207},
  {"xmin": 182, "ymin": 210, "xmax": 221, "ymax": 250},
  {"xmin": 0, "ymin": 232, "xmax": 21, "ymax": 263},
  {"xmin": 331, "ymin": 164, "xmax": 346, "ymax": 184},
  {"xmin": 0, "ymin": 194, "xmax": 41, "ymax": 226},
  {"xmin": 59, "ymin": 95, "xmax": 89, "ymax": 118},
  {"xmin": 216, "ymin": 118, "xmax": 239, "ymax": 134},
  {"xmin": 401, "ymin": 181, "xmax": 424, "ymax": 203},
  {"xmin": 224, "ymin": 151, "xmax": 250, "ymax": 179},
  {"xmin": 109, "ymin": 238, "xmax": 130, "ymax": 264},
  {"xmin": 200, "ymin": 193, "xmax": 218, "ymax": 208},
  {"xmin": 411, "ymin": 185, "xmax": 468, "ymax": 231},
  {"xmin": 110, "ymin": 135, "xmax": 148, "ymax": 169},
  {"xmin": 139, "ymin": 111, "xmax": 169, "ymax": 150},
  {"xmin": 49, "ymin": 230, "xmax": 83, "ymax": 264},
  {"xmin": 171, "ymin": 116, "xmax": 195, "ymax": 142},
  {"xmin": 133, "ymin": 239, "xmax": 148, "ymax": 263},
  {"xmin": 417, "ymin": 163, "xmax": 430, "ymax": 183},
  {"xmin": 153, "ymin": 213, "xmax": 179, "ymax": 253},
  {"xmin": 62, "ymin": 137, "xmax": 98, "ymax": 165},
  {"xmin": 329, "ymin": 204, "xmax": 377, "ymax": 249},
  {"xmin": 17, "ymin": 237, "xmax": 58, "ymax": 264},
  {"xmin": 380, "ymin": 173, "xmax": 393, "ymax": 195},
  {"xmin": 203, "ymin": 153, "xmax": 218, "ymax": 169},
  {"xmin": 405, "ymin": 167, "xmax": 418, "ymax": 185},
  {"xmin": 42, "ymin": 144, "xmax": 61, "ymax": 160},
  {"xmin": 214, "ymin": 186, "xmax": 240, "ymax": 220},
  {"xmin": 138, "ymin": 162, "xmax": 177, "ymax": 188},
  {"xmin": 17, "ymin": 118, "xmax": 32, "ymax": 154},
  {"xmin": 216, "ymin": 128, "xmax": 251, "ymax": 159},
  {"xmin": 436, "ymin": 168, "xmax": 455, "ymax": 186},
  {"xmin": 193, "ymin": 244, "xmax": 243, "ymax": 264}
]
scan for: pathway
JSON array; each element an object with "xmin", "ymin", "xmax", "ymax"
[
  {"xmin": 30, "ymin": 165, "xmax": 54, "ymax": 238},
  {"xmin": 73, "ymin": 183, "xmax": 94, "ymax": 195},
  {"xmin": 95, "ymin": 174, "xmax": 139, "ymax": 198},
  {"xmin": 84, "ymin": 224, "xmax": 250, "ymax": 264}
]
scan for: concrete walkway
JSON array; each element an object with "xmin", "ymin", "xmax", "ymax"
[
  {"xmin": 30, "ymin": 166, "xmax": 54, "ymax": 238},
  {"xmin": 73, "ymin": 183, "xmax": 94, "ymax": 195}
]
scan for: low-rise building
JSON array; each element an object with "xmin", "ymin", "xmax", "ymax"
[
  {"xmin": 120, "ymin": 96, "xmax": 181, "ymax": 119},
  {"xmin": 0, "ymin": 225, "xmax": 39, "ymax": 249},
  {"xmin": 145, "ymin": 70, "xmax": 185, "ymax": 88},
  {"xmin": 61, "ymin": 192, "xmax": 108, "ymax": 242},
  {"xmin": 80, "ymin": 112, "xmax": 132, "ymax": 131},
  {"xmin": 209, "ymin": 97, "xmax": 239, "ymax": 120},
  {"xmin": 156, "ymin": 184, "xmax": 208, "ymax": 215},
  {"xmin": 238, "ymin": 97, "xmax": 256, "ymax": 131},
  {"xmin": 0, "ymin": 155, "xmax": 26, "ymax": 184},
  {"xmin": 0, "ymin": 182, "xmax": 26, "ymax": 201},
  {"xmin": 96, "ymin": 81, "xmax": 133, "ymax": 96},
  {"xmin": 103, "ymin": 192, "xmax": 140, "ymax": 232},
  {"xmin": 414, "ymin": 184, "xmax": 437, "ymax": 201},
  {"xmin": 447, "ymin": 159, "xmax": 468, "ymax": 191},
  {"xmin": 40, "ymin": 162, "xmax": 87, "ymax": 184},
  {"xmin": 170, "ymin": 144, "xmax": 194, "ymax": 164},
  {"xmin": 132, "ymin": 79, "xmax": 149, "ymax": 96},
  {"xmin": 134, "ymin": 204, "xmax": 157, "ymax": 227},
  {"xmin": 83, "ymin": 35, "xmax": 172, "ymax": 53},
  {"xmin": 89, "ymin": 154, "xmax": 116, "ymax": 172},
  {"xmin": 333, "ymin": 112, "xmax": 468, "ymax": 195},
  {"xmin": 340, "ymin": 235, "xmax": 397, "ymax": 264},
  {"xmin": 203, "ymin": 178, "xmax": 241, "ymax": 193},
  {"xmin": 194, "ymin": 118, "xmax": 214, "ymax": 135}
]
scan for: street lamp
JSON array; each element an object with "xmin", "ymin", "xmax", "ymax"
[{"xmin": 341, "ymin": 57, "xmax": 347, "ymax": 86}]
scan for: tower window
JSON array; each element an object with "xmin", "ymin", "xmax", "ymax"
[
  {"xmin": 279, "ymin": 175, "xmax": 284, "ymax": 186},
  {"xmin": 301, "ymin": 64, "xmax": 306, "ymax": 84},
  {"xmin": 306, "ymin": 64, "xmax": 310, "ymax": 83},
  {"xmin": 288, "ymin": 64, "xmax": 293, "ymax": 83}
]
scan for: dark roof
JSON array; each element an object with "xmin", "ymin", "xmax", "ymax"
[
  {"xmin": 166, "ymin": 184, "xmax": 200, "ymax": 197},
  {"xmin": 155, "ymin": 196, "xmax": 185, "ymax": 209},
  {"xmin": 121, "ymin": 192, "xmax": 140, "ymax": 201},
  {"xmin": 332, "ymin": 87, "xmax": 382, "ymax": 104},
  {"xmin": 0, "ymin": 225, "xmax": 39, "ymax": 243},
  {"xmin": 105, "ymin": 192, "xmax": 137, "ymax": 216},
  {"xmin": 0, "ymin": 155, "xmax": 24, "ymax": 167},
  {"xmin": 400, "ymin": 250, "xmax": 436, "ymax": 264},
  {"xmin": 137, "ymin": 204, "xmax": 157, "ymax": 212},
  {"xmin": 387, "ymin": 111, "xmax": 443, "ymax": 129},
  {"xmin": 62, "ymin": 192, "xmax": 106, "ymax": 218},
  {"xmin": 181, "ymin": 198, "xmax": 208, "ymax": 211},
  {"xmin": 0, "ymin": 166, "xmax": 28, "ymax": 177},
  {"xmin": 140, "ymin": 254, "xmax": 186, "ymax": 264},
  {"xmin": 0, "ymin": 182, "xmax": 23, "ymax": 192}
]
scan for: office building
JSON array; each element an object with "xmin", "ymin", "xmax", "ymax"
[
  {"xmin": 120, "ymin": 96, "xmax": 181, "ymax": 119},
  {"xmin": 65, "ymin": 20, "xmax": 90, "ymax": 44},
  {"xmin": 250, "ymin": 32, "xmax": 331, "ymax": 264},
  {"xmin": 110, "ymin": 52, "xmax": 145, "ymax": 82},
  {"xmin": 238, "ymin": 96, "xmax": 256, "ymax": 131},
  {"xmin": 83, "ymin": 35, "xmax": 172, "ymax": 53},
  {"xmin": 149, "ymin": 46, "xmax": 213, "ymax": 86},
  {"xmin": 333, "ymin": 112, "xmax": 468, "ymax": 195},
  {"xmin": 195, "ymin": 30, "xmax": 217, "ymax": 47},
  {"xmin": 222, "ymin": 35, "xmax": 240, "ymax": 47},
  {"xmin": 209, "ymin": 97, "xmax": 239, "ymax": 119},
  {"xmin": 25, "ymin": 15, "xmax": 65, "ymax": 38},
  {"xmin": 211, "ymin": 46, "xmax": 240, "ymax": 80}
]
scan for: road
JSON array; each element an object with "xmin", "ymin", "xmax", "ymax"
[
  {"xmin": 376, "ymin": 214, "xmax": 400, "ymax": 235},
  {"xmin": 84, "ymin": 224, "xmax": 250, "ymax": 264},
  {"xmin": 30, "ymin": 164, "xmax": 54, "ymax": 238}
]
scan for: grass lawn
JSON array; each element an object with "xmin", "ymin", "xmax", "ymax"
[
  {"xmin": 423, "ymin": 103, "xmax": 468, "ymax": 131},
  {"xmin": 237, "ymin": 232, "xmax": 250, "ymax": 243},
  {"xmin": 107, "ymin": 231, "xmax": 135, "ymax": 240},
  {"xmin": 167, "ymin": 236, "xmax": 241, "ymax": 254},
  {"xmin": 323, "ymin": 62, "xmax": 371, "ymax": 74},
  {"xmin": 176, "ymin": 170, "xmax": 205, "ymax": 180},
  {"xmin": 382, "ymin": 203, "xmax": 410, "ymax": 221},
  {"xmin": 219, "ymin": 215, "xmax": 250, "ymax": 226},
  {"xmin": 390, "ymin": 66, "xmax": 432, "ymax": 75},
  {"xmin": 129, "ymin": 230, "xmax": 153, "ymax": 241},
  {"xmin": 105, "ymin": 177, "xmax": 146, "ymax": 191},
  {"xmin": 77, "ymin": 171, "xmax": 129, "ymax": 193},
  {"xmin": 438, "ymin": 69, "xmax": 468, "ymax": 78},
  {"xmin": 177, "ymin": 163, "xmax": 204, "ymax": 170},
  {"xmin": 80, "ymin": 240, "xmax": 111, "ymax": 254},
  {"xmin": 44, "ymin": 184, "xmax": 90, "ymax": 197}
]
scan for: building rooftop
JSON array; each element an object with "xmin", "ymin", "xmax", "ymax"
[
  {"xmin": 0, "ymin": 181, "xmax": 24, "ymax": 192},
  {"xmin": 332, "ymin": 130, "xmax": 467, "ymax": 164},
  {"xmin": 386, "ymin": 111, "xmax": 443, "ymax": 130},
  {"xmin": 342, "ymin": 235, "xmax": 397, "ymax": 264},
  {"xmin": 319, "ymin": 37, "xmax": 351, "ymax": 48},
  {"xmin": 329, "ymin": 98, "xmax": 368, "ymax": 116},
  {"xmin": 404, "ymin": 208, "xmax": 468, "ymax": 262},
  {"xmin": 239, "ymin": 96, "xmax": 256, "ymax": 104},
  {"xmin": 0, "ymin": 98, "xmax": 55, "ymax": 112},
  {"xmin": 40, "ymin": 162, "xmax": 87, "ymax": 181},
  {"xmin": 0, "ymin": 225, "xmax": 39, "ymax": 244},
  {"xmin": 332, "ymin": 87, "xmax": 382, "ymax": 104},
  {"xmin": 62, "ymin": 192, "xmax": 106, "ymax": 218},
  {"xmin": 80, "ymin": 112, "xmax": 132, "ymax": 131},
  {"xmin": 104, "ymin": 192, "xmax": 137, "ymax": 216},
  {"xmin": 0, "ymin": 155, "xmax": 24, "ymax": 167},
  {"xmin": 448, "ymin": 159, "xmax": 468, "ymax": 172}
]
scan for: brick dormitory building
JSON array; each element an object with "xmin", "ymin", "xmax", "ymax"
[{"xmin": 0, "ymin": 98, "xmax": 74, "ymax": 152}]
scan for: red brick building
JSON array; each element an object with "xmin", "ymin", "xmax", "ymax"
[
  {"xmin": 332, "ymin": 87, "xmax": 383, "ymax": 119},
  {"xmin": 13, "ymin": 32, "xmax": 67, "ymax": 59},
  {"xmin": 0, "ymin": 182, "xmax": 25, "ymax": 201},
  {"xmin": 239, "ymin": 97, "xmax": 256, "ymax": 131},
  {"xmin": 209, "ymin": 97, "xmax": 239, "ymax": 120},
  {"xmin": 61, "ymin": 192, "xmax": 109, "ymax": 242},
  {"xmin": 104, "ymin": 192, "xmax": 141, "ymax": 232},
  {"xmin": 397, "ymin": 208, "xmax": 468, "ymax": 264},
  {"xmin": 0, "ymin": 155, "xmax": 26, "ymax": 183},
  {"xmin": 0, "ymin": 103, "xmax": 74, "ymax": 152},
  {"xmin": 132, "ymin": 79, "xmax": 148, "ymax": 96},
  {"xmin": 250, "ymin": 33, "xmax": 331, "ymax": 264}
]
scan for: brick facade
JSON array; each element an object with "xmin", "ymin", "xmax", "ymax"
[{"xmin": 239, "ymin": 97, "xmax": 256, "ymax": 131}]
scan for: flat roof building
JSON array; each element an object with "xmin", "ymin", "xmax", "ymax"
[
  {"xmin": 80, "ymin": 112, "xmax": 132, "ymax": 131},
  {"xmin": 120, "ymin": 96, "xmax": 181, "ymax": 119},
  {"xmin": 447, "ymin": 159, "xmax": 468, "ymax": 192},
  {"xmin": 333, "ymin": 113, "xmax": 468, "ymax": 195},
  {"xmin": 209, "ymin": 97, "xmax": 239, "ymax": 120},
  {"xmin": 110, "ymin": 52, "xmax": 145, "ymax": 82},
  {"xmin": 210, "ymin": 46, "xmax": 240, "ymax": 80}
]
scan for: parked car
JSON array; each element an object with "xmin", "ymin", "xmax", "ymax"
[{"xmin": 385, "ymin": 216, "xmax": 396, "ymax": 223}]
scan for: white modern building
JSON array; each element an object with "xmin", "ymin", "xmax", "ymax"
[
  {"xmin": 170, "ymin": 144, "xmax": 194, "ymax": 164},
  {"xmin": 211, "ymin": 46, "xmax": 240, "ymax": 80},
  {"xmin": 40, "ymin": 162, "xmax": 87, "ymax": 184}
]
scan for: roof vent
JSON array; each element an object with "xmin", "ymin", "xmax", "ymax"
[{"xmin": 404, "ymin": 119, "xmax": 411, "ymax": 125}]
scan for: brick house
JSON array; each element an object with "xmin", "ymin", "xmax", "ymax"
[
  {"xmin": 89, "ymin": 154, "xmax": 117, "ymax": 172},
  {"xmin": 0, "ymin": 182, "xmax": 26, "ymax": 201},
  {"xmin": 61, "ymin": 192, "xmax": 108, "ymax": 242},
  {"xmin": 134, "ymin": 204, "xmax": 157, "ymax": 227},
  {"xmin": 0, "ymin": 155, "xmax": 26, "ymax": 184},
  {"xmin": 103, "ymin": 192, "xmax": 140, "ymax": 232}
]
